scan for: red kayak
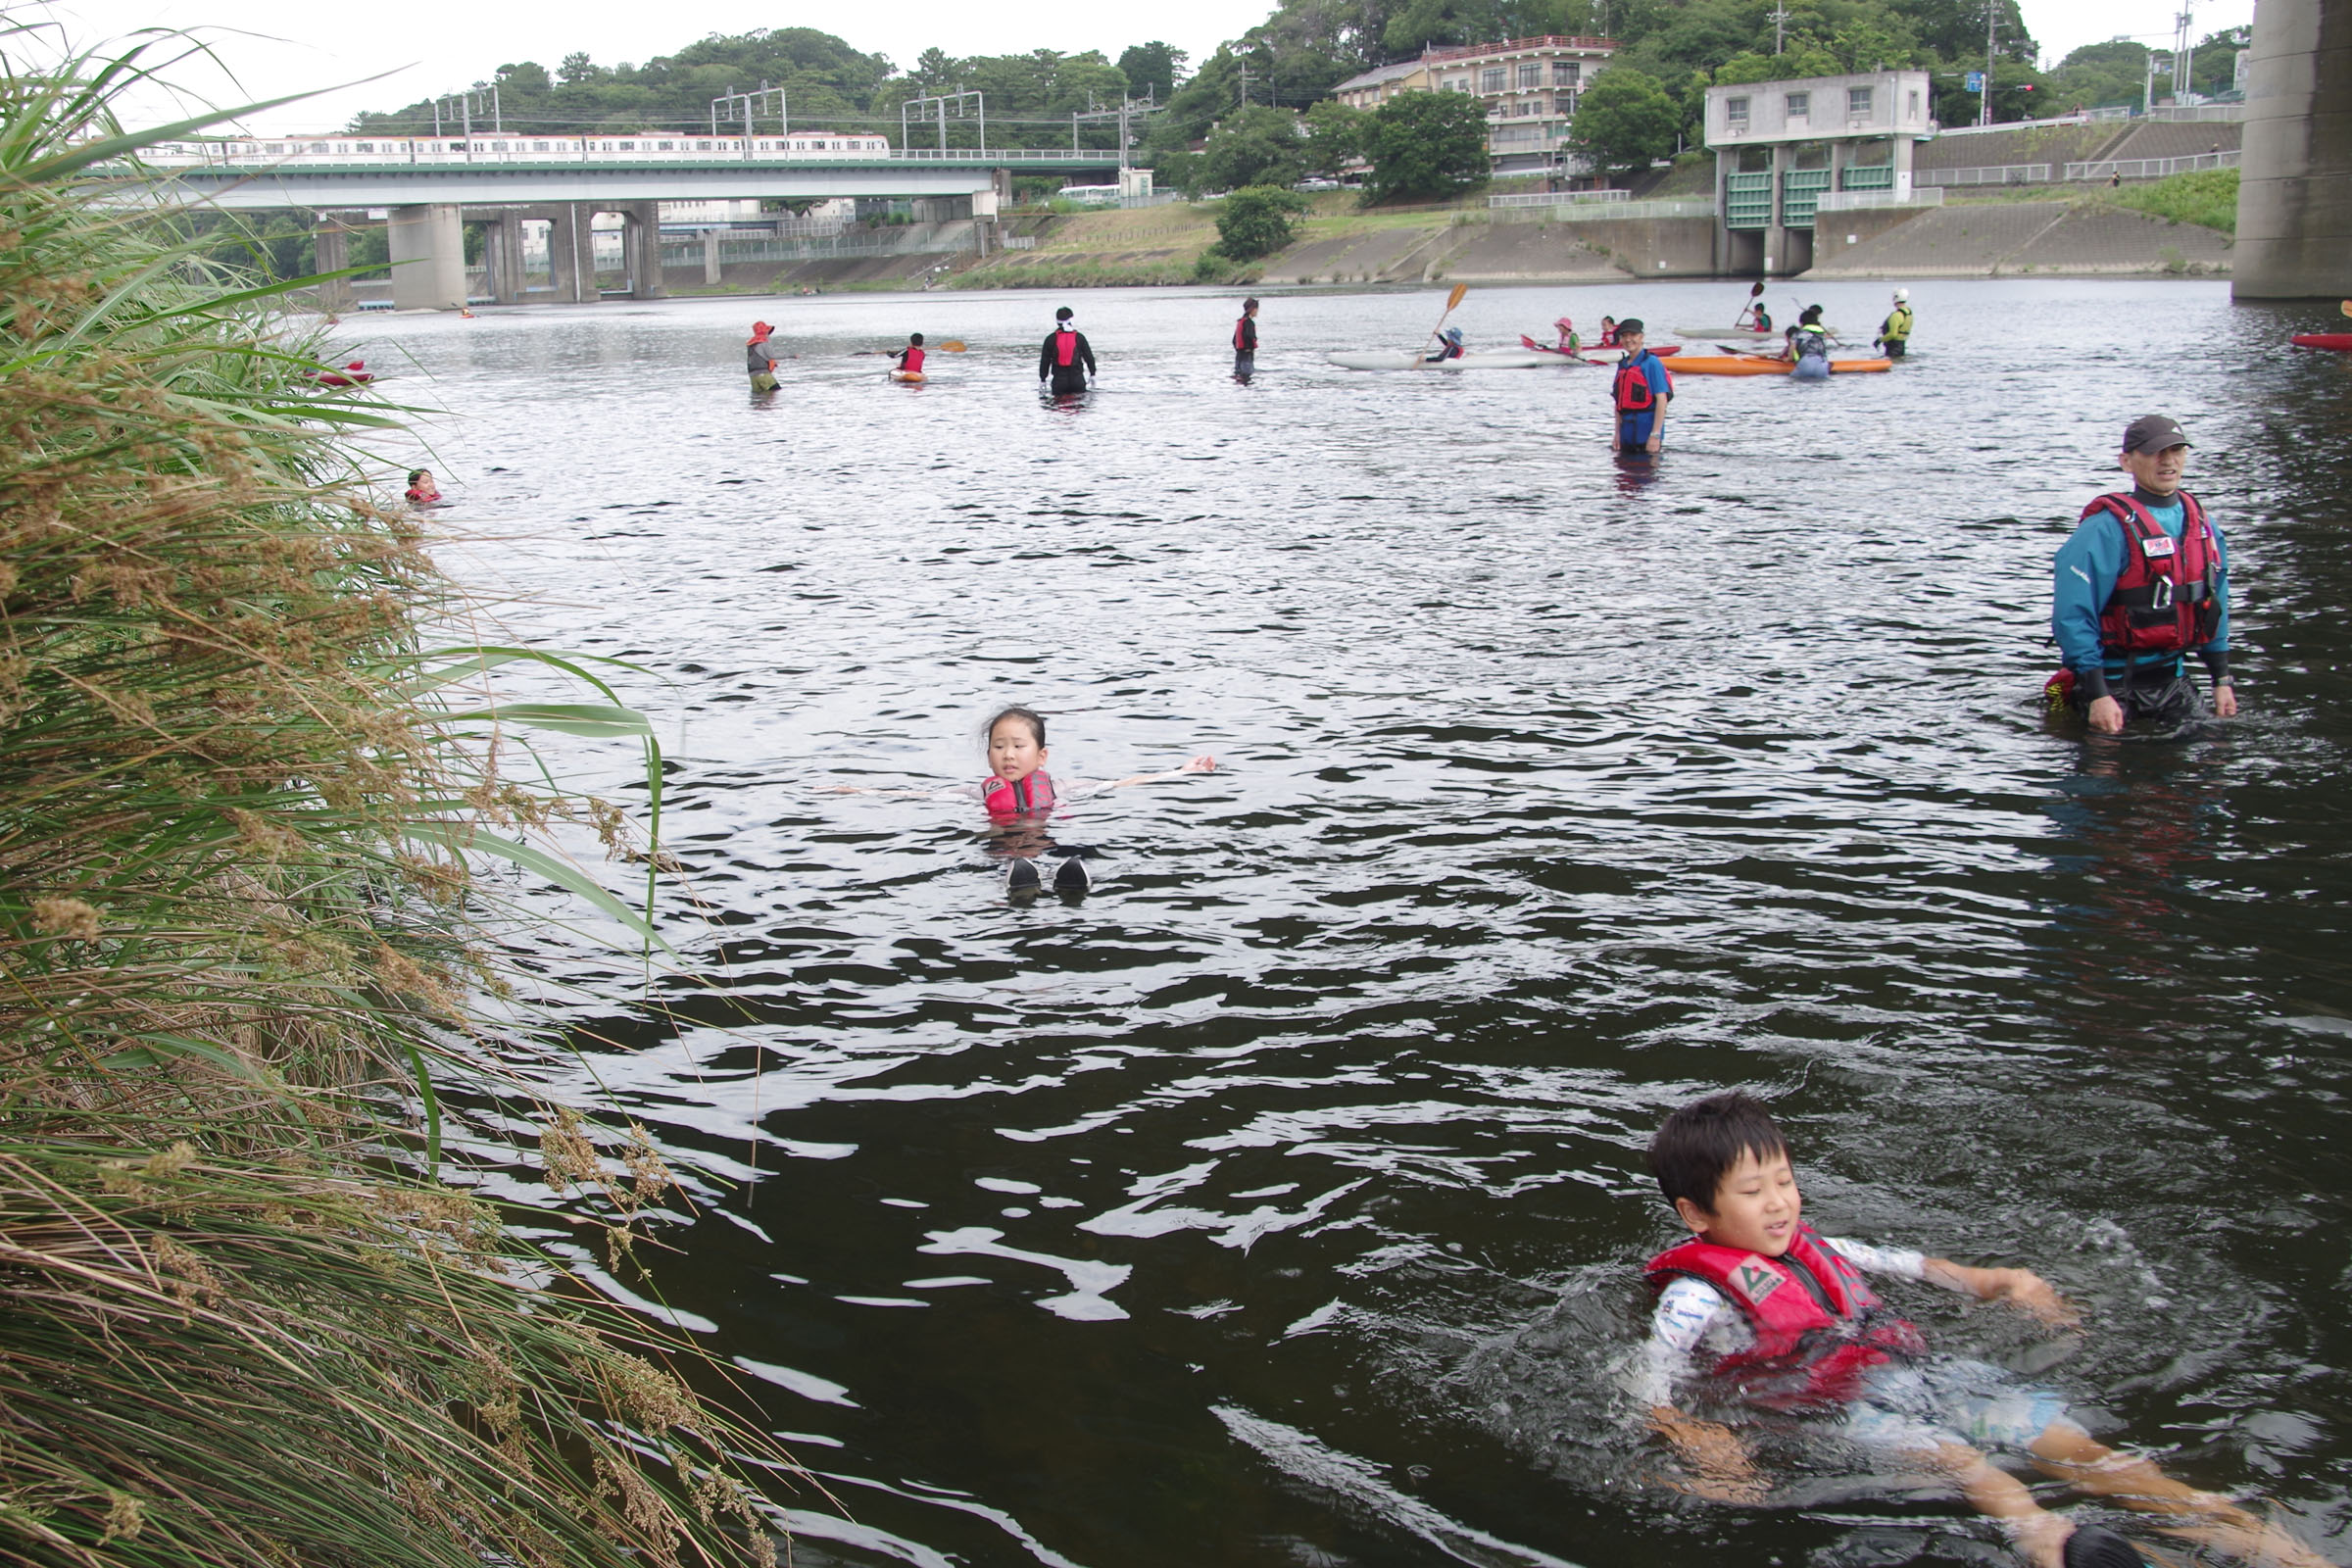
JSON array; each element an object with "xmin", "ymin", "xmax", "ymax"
[{"xmin": 2291, "ymin": 332, "xmax": 2352, "ymax": 352}]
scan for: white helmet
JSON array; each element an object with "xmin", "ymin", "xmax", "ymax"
[{"xmin": 1892, "ymin": 287, "xmax": 1909, "ymax": 302}]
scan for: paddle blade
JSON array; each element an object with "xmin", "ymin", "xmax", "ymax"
[
  {"xmin": 938, "ymin": 339, "xmax": 968, "ymax": 351},
  {"xmin": 1749, "ymin": 280, "xmax": 1766, "ymax": 295},
  {"xmin": 1446, "ymin": 282, "xmax": 1469, "ymax": 312}
]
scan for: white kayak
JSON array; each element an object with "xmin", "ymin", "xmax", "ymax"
[{"xmin": 1327, "ymin": 350, "xmax": 1549, "ymax": 371}]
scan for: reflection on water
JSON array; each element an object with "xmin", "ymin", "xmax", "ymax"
[{"xmin": 360, "ymin": 279, "xmax": 2351, "ymax": 1568}]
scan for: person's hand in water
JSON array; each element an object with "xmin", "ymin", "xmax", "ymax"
[
  {"xmin": 1179, "ymin": 756, "xmax": 1215, "ymax": 773},
  {"xmin": 1925, "ymin": 1260, "xmax": 2081, "ymax": 1328},
  {"xmin": 1107, "ymin": 756, "xmax": 1217, "ymax": 789},
  {"xmin": 1650, "ymin": 1409, "xmax": 1766, "ymax": 1504}
]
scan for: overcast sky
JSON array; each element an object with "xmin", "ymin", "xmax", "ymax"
[{"xmin": 24, "ymin": 0, "xmax": 2260, "ymax": 133}]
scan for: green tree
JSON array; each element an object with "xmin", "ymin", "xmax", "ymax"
[
  {"xmin": 1712, "ymin": 45, "xmax": 1840, "ymax": 84},
  {"xmin": 1361, "ymin": 89, "xmax": 1490, "ymax": 203},
  {"xmin": 557, "ymin": 51, "xmax": 600, "ymax": 84},
  {"xmin": 1198, "ymin": 104, "xmax": 1309, "ymax": 193},
  {"xmin": 1116, "ymin": 40, "xmax": 1189, "ymax": 101},
  {"xmin": 1215, "ymin": 184, "xmax": 1311, "ymax": 259},
  {"xmin": 1302, "ymin": 98, "xmax": 1367, "ymax": 177},
  {"xmin": 1568, "ymin": 67, "xmax": 1680, "ymax": 181}
]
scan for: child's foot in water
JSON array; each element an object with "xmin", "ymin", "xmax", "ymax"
[
  {"xmin": 1004, "ymin": 858, "xmax": 1042, "ymax": 897},
  {"xmin": 1053, "ymin": 856, "xmax": 1091, "ymax": 896}
]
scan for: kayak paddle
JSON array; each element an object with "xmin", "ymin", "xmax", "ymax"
[
  {"xmin": 1413, "ymin": 282, "xmax": 1470, "ymax": 368},
  {"xmin": 938, "ymin": 339, "xmax": 968, "ymax": 351}
]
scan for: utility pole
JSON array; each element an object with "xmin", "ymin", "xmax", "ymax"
[
  {"xmin": 1769, "ymin": 3, "xmax": 1788, "ymax": 54},
  {"xmin": 1238, "ymin": 60, "xmax": 1250, "ymax": 109},
  {"xmin": 2173, "ymin": 4, "xmax": 2194, "ymax": 96},
  {"xmin": 711, "ymin": 84, "xmax": 788, "ymax": 160},
  {"xmin": 1982, "ymin": 0, "xmax": 1996, "ymax": 127}
]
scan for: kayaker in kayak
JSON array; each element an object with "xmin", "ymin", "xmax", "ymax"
[
  {"xmin": 1597, "ymin": 316, "xmax": 1622, "ymax": 348},
  {"xmin": 1554, "ymin": 316, "xmax": 1581, "ymax": 355},
  {"xmin": 1609, "ymin": 319, "xmax": 1672, "ymax": 456},
  {"xmin": 1039, "ymin": 306, "xmax": 1097, "ymax": 395},
  {"xmin": 1875, "ymin": 290, "xmax": 1913, "ymax": 360},
  {"xmin": 2048, "ymin": 414, "xmax": 2235, "ymax": 735},
  {"xmin": 1422, "ymin": 325, "xmax": 1466, "ymax": 364},
  {"xmin": 892, "ymin": 333, "xmax": 926, "ymax": 376}
]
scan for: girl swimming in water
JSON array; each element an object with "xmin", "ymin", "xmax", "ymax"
[{"xmin": 834, "ymin": 705, "xmax": 1216, "ymax": 896}]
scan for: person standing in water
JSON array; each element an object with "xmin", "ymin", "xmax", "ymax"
[
  {"xmin": 892, "ymin": 333, "xmax": 926, "ymax": 376},
  {"xmin": 2049, "ymin": 414, "xmax": 2234, "ymax": 734},
  {"xmin": 746, "ymin": 320, "xmax": 785, "ymax": 391},
  {"xmin": 1232, "ymin": 297, "xmax": 1259, "ymax": 380},
  {"xmin": 1876, "ymin": 289, "xmax": 1914, "ymax": 360},
  {"xmin": 1609, "ymin": 318, "xmax": 1672, "ymax": 456},
  {"xmin": 1784, "ymin": 305, "xmax": 1833, "ymax": 379},
  {"xmin": 1039, "ymin": 306, "xmax": 1096, "ymax": 395}
]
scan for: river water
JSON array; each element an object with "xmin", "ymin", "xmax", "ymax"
[{"xmin": 357, "ymin": 278, "xmax": 2352, "ymax": 1568}]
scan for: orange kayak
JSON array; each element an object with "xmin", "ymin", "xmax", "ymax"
[{"xmin": 1670, "ymin": 355, "xmax": 1893, "ymax": 376}]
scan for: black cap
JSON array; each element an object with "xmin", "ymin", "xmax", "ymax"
[
  {"xmin": 2123, "ymin": 414, "xmax": 2190, "ymax": 452},
  {"xmin": 1616, "ymin": 318, "xmax": 1644, "ymax": 336},
  {"xmin": 1054, "ymin": 306, "xmax": 1073, "ymax": 320}
]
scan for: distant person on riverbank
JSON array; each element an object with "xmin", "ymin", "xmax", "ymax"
[
  {"xmin": 1040, "ymin": 306, "xmax": 1096, "ymax": 395},
  {"xmin": 1609, "ymin": 319, "xmax": 1671, "ymax": 456},
  {"xmin": 1636, "ymin": 1092, "xmax": 2332, "ymax": 1568},
  {"xmin": 2048, "ymin": 414, "xmax": 2234, "ymax": 735},
  {"xmin": 747, "ymin": 320, "xmax": 784, "ymax": 391},
  {"xmin": 1233, "ymin": 297, "xmax": 1259, "ymax": 380},
  {"xmin": 893, "ymin": 332, "xmax": 926, "ymax": 376},
  {"xmin": 1876, "ymin": 289, "xmax": 1913, "ymax": 359},
  {"xmin": 404, "ymin": 468, "xmax": 443, "ymax": 507}
]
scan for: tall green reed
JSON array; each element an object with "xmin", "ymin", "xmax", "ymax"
[{"xmin": 1, "ymin": 34, "xmax": 789, "ymax": 1568}]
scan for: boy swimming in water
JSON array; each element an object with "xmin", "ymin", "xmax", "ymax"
[
  {"xmin": 1639, "ymin": 1093, "xmax": 2330, "ymax": 1568},
  {"xmin": 405, "ymin": 468, "xmax": 443, "ymax": 507}
]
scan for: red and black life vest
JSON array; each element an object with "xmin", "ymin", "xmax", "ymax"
[
  {"xmin": 2084, "ymin": 490, "xmax": 2220, "ymax": 657},
  {"xmin": 1643, "ymin": 1225, "xmax": 1926, "ymax": 1409},
  {"xmin": 1054, "ymin": 327, "xmax": 1079, "ymax": 368},
  {"xmin": 1234, "ymin": 316, "xmax": 1256, "ymax": 352},
  {"xmin": 1613, "ymin": 354, "xmax": 1659, "ymax": 413},
  {"xmin": 982, "ymin": 770, "xmax": 1056, "ymax": 817},
  {"xmin": 902, "ymin": 346, "xmax": 925, "ymax": 374}
]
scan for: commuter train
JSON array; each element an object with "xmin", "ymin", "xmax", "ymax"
[{"xmin": 140, "ymin": 130, "xmax": 898, "ymax": 166}]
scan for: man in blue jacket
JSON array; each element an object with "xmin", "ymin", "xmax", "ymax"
[
  {"xmin": 2051, "ymin": 414, "xmax": 2236, "ymax": 733},
  {"xmin": 1609, "ymin": 318, "xmax": 1672, "ymax": 456}
]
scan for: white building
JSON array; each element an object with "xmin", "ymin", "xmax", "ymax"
[
  {"xmin": 1333, "ymin": 33, "xmax": 1618, "ymax": 177},
  {"xmin": 1702, "ymin": 70, "xmax": 1936, "ymax": 270}
]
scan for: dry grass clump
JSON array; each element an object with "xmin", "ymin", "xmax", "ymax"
[{"xmin": 1, "ymin": 37, "xmax": 786, "ymax": 1568}]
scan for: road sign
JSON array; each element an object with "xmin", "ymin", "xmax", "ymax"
[{"xmin": 1966, "ymin": 71, "xmax": 1985, "ymax": 91}]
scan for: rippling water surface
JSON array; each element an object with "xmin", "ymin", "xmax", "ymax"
[{"xmin": 357, "ymin": 278, "xmax": 2352, "ymax": 1568}]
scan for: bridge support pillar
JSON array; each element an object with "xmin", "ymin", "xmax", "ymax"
[
  {"xmin": 618, "ymin": 201, "xmax": 665, "ymax": 300},
  {"xmin": 482, "ymin": 215, "xmax": 527, "ymax": 305},
  {"xmin": 2234, "ymin": 0, "xmax": 2352, "ymax": 298},
  {"xmin": 702, "ymin": 226, "xmax": 722, "ymax": 285},
  {"xmin": 311, "ymin": 217, "xmax": 355, "ymax": 312},
  {"xmin": 545, "ymin": 205, "xmax": 589, "ymax": 303},
  {"xmin": 387, "ymin": 204, "xmax": 466, "ymax": 311}
]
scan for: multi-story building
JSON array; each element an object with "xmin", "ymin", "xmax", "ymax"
[
  {"xmin": 1333, "ymin": 34, "xmax": 1617, "ymax": 177},
  {"xmin": 1702, "ymin": 70, "xmax": 1936, "ymax": 272}
]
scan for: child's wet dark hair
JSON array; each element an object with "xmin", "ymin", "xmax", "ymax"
[
  {"xmin": 909, "ymin": 332, "xmax": 924, "ymax": 345},
  {"xmin": 1647, "ymin": 1091, "xmax": 1790, "ymax": 1213},
  {"xmin": 985, "ymin": 705, "xmax": 1046, "ymax": 748},
  {"xmin": 407, "ymin": 469, "xmax": 429, "ymax": 485}
]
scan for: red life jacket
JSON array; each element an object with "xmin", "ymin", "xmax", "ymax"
[
  {"xmin": 902, "ymin": 346, "xmax": 925, "ymax": 373},
  {"xmin": 2084, "ymin": 490, "xmax": 2221, "ymax": 657},
  {"xmin": 982, "ymin": 770, "xmax": 1055, "ymax": 816},
  {"xmin": 1054, "ymin": 327, "xmax": 1079, "ymax": 368},
  {"xmin": 1613, "ymin": 355, "xmax": 1659, "ymax": 413},
  {"xmin": 1234, "ymin": 317, "xmax": 1254, "ymax": 351},
  {"xmin": 1644, "ymin": 1225, "xmax": 1927, "ymax": 1409}
]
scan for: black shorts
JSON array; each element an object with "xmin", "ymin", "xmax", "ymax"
[{"xmin": 2075, "ymin": 674, "xmax": 2206, "ymax": 728}]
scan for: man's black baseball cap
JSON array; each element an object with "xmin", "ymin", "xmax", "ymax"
[
  {"xmin": 1617, "ymin": 318, "xmax": 1644, "ymax": 336},
  {"xmin": 2123, "ymin": 414, "xmax": 2191, "ymax": 452}
]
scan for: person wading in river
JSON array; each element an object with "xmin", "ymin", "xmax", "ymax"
[
  {"xmin": 1039, "ymin": 306, "xmax": 1096, "ymax": 396},
  {"xmin": 1233, "ymin": 297, "xmax": 1259, "ymax": 381},
  {"xmin": 2049, "ymin": 414, "xmax": 2235, "ymax": 735},
  {"xmin": 1609, "ymin": 319, "xmax": 1672, "ymax": 457},
  {"xmin": 746, "ymin": 320, "xmax": 785, "ymax": 391},
  {"xmin": 1876, "ymin": 289, "xmax": 1914, "ymax": 360}
]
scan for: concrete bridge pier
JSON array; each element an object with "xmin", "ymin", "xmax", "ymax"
[
  {"xmin": 480, "ymin": 213, "xmax": 528, "ymax": 305},
  {"xmin": 2235, "ymin": 0, "xmax": 2352, "ymax": 298},
  {"xmin": 702, "ymin": 226, "xmax": 723, "ymax": 285},
  {"xmin": 387, "ymin": 204, "xmax": 466, "ymax": 311},
  {"xmin": 310, "ymin": 217, "xmax": 355, "ymax": 312},
  {"xmin": 614, "ymin": 201, "xmax": 665, "ymax": 300}
]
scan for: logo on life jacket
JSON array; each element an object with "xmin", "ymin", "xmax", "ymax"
[
  {"xmin": 1055, "ymin": 327, "xmax": 1078, "ymax": 368},
  {"xmin": 1613, "ymin": 356, "xmax": 1656, "ymax": 413},
  {"xmin": 1729, "ymin": 1257, "xmax": 1784, "ymax": 1306}
]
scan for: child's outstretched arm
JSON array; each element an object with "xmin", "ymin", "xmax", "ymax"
[
  {"xmin": 1104, "ymin": 756, "xmax": 1216, "ymax": 789},
  {"xmin": 1920, "ymin": 1257, "xmax": 2079, "ymax": 1327}
]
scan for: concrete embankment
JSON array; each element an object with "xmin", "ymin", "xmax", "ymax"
[{"xmin": 1806, "ymin": 200, "xmax": 2235, "ymax": 278}]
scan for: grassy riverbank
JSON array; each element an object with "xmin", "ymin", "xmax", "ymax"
[{"xmin": 2, "ymin": 42, "xmax": 783, "ymax": 1568}]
